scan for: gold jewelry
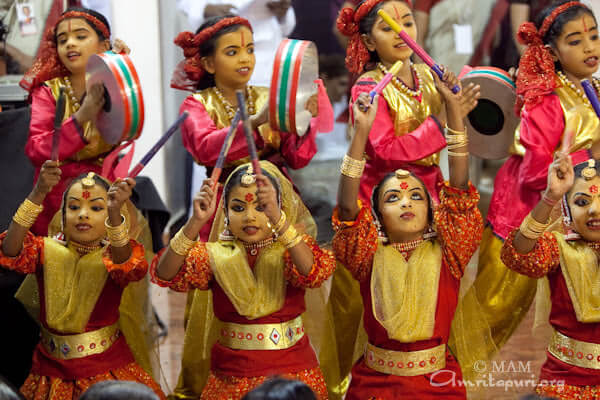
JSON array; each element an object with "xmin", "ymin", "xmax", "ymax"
[
  {"xmin": 69, "ymin": 240, "xmax": 102, "ymax": 256},
  {"xmin": 444, "ymin": 124, "xmax": 467, "ymax": 135},
  {"xmin": 13, "ymin": 198, "xmax": 43, "ymax": 229},
  {"xmin": 392, "ymin": 238, "xmax": 424, "ymax": 259},
  {"xmin": 395, "ymin": 169, "xmax": 411, "ymax": 179},
  {"xmin": 105, "ymin": 216, "xmax": 129, "ymax": 247},
  {"xmin": 267, "ymin": 211, "xmax": 287, "ymax": 235},
  {"xmin": 341, "ymin": 154, "xmax": 366, "ymax": 179},
  {"xmin": 582, "ymin": 159, "xmax": 597, "ymax": 180},
  {"xmin": 170, "ymin": 227, "xmax": 197, "ymax": 256},
  {"xmin": 64, "ymin": 76, "xmax": 81, "ymax": 112},
  {"xmin": 278, "ymin": 224, "xmax": 299, "ymax": 248},
  {"xmin": 81, "ymin": 172, "xmax": 96, "ymax": 188},
  {"xmin": 519, "ymin": 213, "xmax": 550, "ymax": 240},
  {"xmin": 378, "ymin": 62, "xmax": 422, "ymax": 100},
  {"xmin": 285, "ymin": 234, "xmax": 304, "ymax": 249},
  {"xmin": 448, "ymin": 150, "xmax": 469, "ymax": 157},
  {"xmin": 557, "ymin": 71, "xmax": 600, "ymax": 109},
  {"xmin": 242, "ymin": 237, "xmax": 275, "ymax": 256},
  {"xmin": 213, "ymin": 85, "xmax": 256, "ymax": 123},
  {"xmin": 241, "ymin": 164, "xmax": 256, "ymax": 187}
]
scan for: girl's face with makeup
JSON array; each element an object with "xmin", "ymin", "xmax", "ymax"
[
  {"xmin": 568, "ymin": 175, "xmax": 600, "ymax": 242},
  {"xmin": 552, "ymin": 12, "xmax": 600, "ymax": 80},
  {"xmin": 362, "ymin": 1, "xmax": 416, "ymax": 67},
  {"xmin": 56, "ymin": 18, "xmax": 109, "ymax": 75},
  {"xmin": 226, "ymin": 183, "xmax": 273, "ymax": 243},
  {"xmin": 203, "ymin": 26, "xmax": 256, "ymax": 90},
  {"xmin": 63, "ymin": 182, "xmax": 109, "ymax": 244},
  {"xmin": 377, "ymin": 175, "xmax": 429, "ymax": 242}
]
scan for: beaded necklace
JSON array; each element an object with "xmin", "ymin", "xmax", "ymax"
[
  {"xmin": 242, "ymin": 237, "xmax": 275, "ymax": 256},
  {"xmin": 64, "ymin": 76, "xmax": 81, "ymax": 112},
  {"xmin": 69, "ymin": 240, "xmax": 102, "ymax": 256},
  {"xmin": 391, "ymin": 237, "xmax": 424, "ymax": 260},
  {"xmin": 378, "ymin": 62, "xmax": 422, "ymax": 102},
  {"xmin": 557, "ymin": 71, "xmax": 600, "ymax": 108},
  {"xmin": 213, "ymin": 85, "xmax": 256, "ymax": 122}
]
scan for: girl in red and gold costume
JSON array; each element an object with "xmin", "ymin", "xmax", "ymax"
[
  {"xmin": 335, "ymin": 0, "xmax": 479, "ymax": 205},
  {"xmin": 470, "ymin": 1, "xmax": 600, "ymax": 357},
  {"xmin": 172, "ymin": 15, "xmax": 322, "ymax": 240},
  {"xmin": 0, "ymin": 162, "xmax": 165, "ymax": 400},
  {"xmin": 331, "ymin": 78, "xmax": 482, "ymax": 399},
  {"xmin": 152, "ymin": 161, "xmax": 336, "ymax": 399},
  {"xmin": 20, "ymin": 7, "xmax": 131, "ymax": 236},
  {"xmin": 501, "ymin": 155, "xmax": 600, "ymax": 399}
]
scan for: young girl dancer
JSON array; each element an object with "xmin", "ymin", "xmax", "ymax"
[
  {"xmin": 20, "ymin": 7, "xmax": 129, "ymax": 236},
  {"xmin": 472, "ymin": 0, "xmax": 600, "ymax": 355},
  {"xmin": 501, "ymin": 155, "xmax": 600, "ymax": 399},
  {"xmin": 336, "ymin": 0, "xmax": 480, "ymax": 204},
  {"xmin": 172, "ymin": 14, "xmax": 321, "ymax": 240},
  {"xmin": 331, "ymin": 74, "xmax": 482, "ymax": 398},
  {"xmin": 152, "ymin": 161, "xmax": 336, "ymax": 399},
  {"xmin": 0, "ymin": 162, "xmax": 165, "ymax": 400}
]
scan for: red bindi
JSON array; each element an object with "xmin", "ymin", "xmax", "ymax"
[
  {"xmin": 82, "ymin": 191, "xmax": 91, "ymax": 199},
  {"xmin": 583, "ymin": 16, "xmax": 589, "ymax": 33},
  {"xmin": 68, "ymin": 19, "xmax": 72, "ymax": 32},
  {"xmin": 245, "ymin": 193, "xmax": 254, "ymax": 202},
  {"xmin": 393, "ymin": 5, "xmax": 400, "ymax": 19},
  {"xmin": 590, "ymin": 185, "xmax": 598, "ymax": 194},
  {"xmin": 400, "ymin": 182, "xmax": 409, "ymax": 190},
  {"xmin": 241, "ymin": 31, "xmax": 246, "ymax": 47}
]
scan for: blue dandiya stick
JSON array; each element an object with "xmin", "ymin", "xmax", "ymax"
[
  {"xmin": 210, "ymin": 110, "xmax": 242, "ymax": 190},
  {"xmin": 582, "ymin": 79, "xmax": 600, "ymax": 118},
  {"xmin": 128, "ymin": 111, "xmax": 189, "ymax": 178},
  {"xmin": 236, "ymin": 90, "xmax": 263, "ymax": 179},
  {"xmin": 51, "ymin": 87, "xmax": 66, "ymax": 161}
]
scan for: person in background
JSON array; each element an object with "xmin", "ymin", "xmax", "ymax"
[
  {"xmin": 242, "ymin": 378, "xmax": 317, "ymax": 400},
  {"xmin": 79, "ymin": 381, "xmax": 160, "ymax": 400}
]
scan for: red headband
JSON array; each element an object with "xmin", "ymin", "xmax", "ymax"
[
  {"xmin": 20, "ymin": 11, "xmax": 111, "ymax": 93},
  {"xmin": 171, "ymin": 17, "xmax": 253, "ymax": 91},
  {"xmin": 337, "ymin": 0, "xmax": 412, "ymax": 74},
  {"xmin": 515, "ymin": 1, "xmax": 589, "ymax": 114}
]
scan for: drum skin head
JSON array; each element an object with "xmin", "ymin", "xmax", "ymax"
[
  {"xmin": 86, "ymin": 51, "xmax": 145, "ymax": 145},
  {"xmin": 461, "ymin": 67, "xmax": 519, "ymax": 160},
  {"xmin": 270, "ymin": 39, "xmax": 318, "ymax": 136}
]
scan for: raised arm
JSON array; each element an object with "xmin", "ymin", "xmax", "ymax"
[
  {"xmin": 337, "ymin": 92, "xmax": 379, "ymax": 221},
  {"xmin": 2, "ymin": 160, "xmax": 60, "ymax": 257},
  {"xmin": 105, "ymin": 177, "xmax": 137, "ymax": 264}
]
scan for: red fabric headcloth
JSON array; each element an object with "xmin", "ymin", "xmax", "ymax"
[
  {"xmin": 337, "ymin": 0, "xmax": 412, "ymax": 74},
  {"xmin": 19, "ymin": 10, "xmax": 111, "ymax": 94},
  {"xmin": 171, "ymin": 16, "xmax": 253, "ymax": 91},
  {"xmin": 515, "ymin": 1, "xmax": 589, "ymax": 114}
]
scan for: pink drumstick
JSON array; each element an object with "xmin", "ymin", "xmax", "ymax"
[
  {"xmin": 369, "ymin": 60, "xmax": 403, "ymax": 103},
  {"xmin": 378, "ymin": 10, "xmax": 460, "ymax": 94}
]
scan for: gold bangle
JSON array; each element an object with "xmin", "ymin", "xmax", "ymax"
[
  {"xmin": 448, "ymin": 150, "xmax": 469, "ymax": 157},
  {"xmin": 519, "ymin": 213, "xmax": 550, "ymax": 240},
  {"xmin": 105, "ymin": 216, "xmax": 129, "ymax": 247},
  {"xmin": 278, "ymin": 225, "xmax": 299, "ymax": 247},
  {"xmin": 444, "ymin": 124, "xmax": 467, "ymax": 135},
  {"xmin": 285, "ymin": 234, "xmax": 304, "ymax": 249},
  {"xmin": 340, "ymin": 154, "xmax": 366, "ymax": 179},
  {"xmin": 267, "ymin": 211, "xmax": 287, "ymax": 235},
  {"xmin": 13, "ymin": 199, "xmax": 44, "ymax": 229},
  {"xmin": 170, "ymin": 227, "xmax": 197, "ymax": 256}
]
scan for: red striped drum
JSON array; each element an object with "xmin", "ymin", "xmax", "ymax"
[
  {"xmin": 269, "ymin": 39, "xmax": 318, "ymax": 136},
  {"xmin": 86, "ymin": 51, "xmax": 145, "ymax": 145}
]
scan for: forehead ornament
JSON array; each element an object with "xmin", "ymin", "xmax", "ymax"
[
  {"xmin": 241, "ymin": 164, "xmax": 256, "ymax": 187},
  {"xmin": 582, "ymin": 160, "xmax": 597, "ymax": 180},
  {"xmin": 395, "ymin": 169, "xmax": 411, "ymax": 179},
  {"xmin": 81, "ymin": 172, "xmax": 96, "ymax": 188}
]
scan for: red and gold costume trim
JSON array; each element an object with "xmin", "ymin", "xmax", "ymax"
[
  {"xmin": 364, "ymin": 342, "xmax": 446, "ymax": 377},
  {"xmin": 217, "ymin": 316, "xmax": 305, "ymax": 351},
  {"xmin": 549, "ymin": 329, "xmax": 600, "ymax": 370},
  {"xmin": 40, "ymin": 323, "xmax": 120, "ymax": 360}
]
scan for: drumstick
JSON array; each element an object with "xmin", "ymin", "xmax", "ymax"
[
  {"xmin": 370, "ymin": 60, "xmax": 403, "ymax": 103},
  {"xmin": 378, "ymin": 9, "xmax": 460, "ymax": 94},
  {"xmin": 210, "ymin": 110, "xmax": 242, "ymax": 190},
  {"xmin": 51, "ymin": 87, "xmax": 66, "ymax": 161},
  {"xmin": 128, "ymin": 111, "xmax": 189, "ymax": 178},
  {"xmin": 582, "ymin": 79, "xmax": 600, "ymax": 118},
  {"xmin": 235, "ymin": 90, "xmax": 263, "ymax": 181}
]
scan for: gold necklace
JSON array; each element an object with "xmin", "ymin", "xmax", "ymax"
[
  {"xmin": 378, "ymin": 62, "xmax": 422, "ymax": 101},
  {"xmin": 63, "ymin": 76, "xmax": 81, "ymax": 111},
  {"xmin": 391, "ymin": 237, "xmax": 424, "ymax": 260},
  {"xmin": 557, "ymin": 71, "xmax": 600, "ymax": 107},
  {"xmin": 213, "ymin": 85, "xmax": 256, "ymax": 122},
  {"xmin": 68, "ymin": 240, "xmax": 102, "ymax": 256},
  {"xmin": 242, "ymin": 237, "xmax": 274, "ymax": 256}
]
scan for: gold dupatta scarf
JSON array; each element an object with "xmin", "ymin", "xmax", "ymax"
[
  {"xmin": 371, "ymin": 239, "xmax": 442, "ymax": 342},
  {"xmin": 42, "ymin": 238, "xmax": 108, "ymax": 333},
  {"xmin": 206, "ymin": 240, "xmax": 287, "ymax": 319},
  {"xmin": 554, "ymin": 233, "xmax": 600, "ymax": 322}
]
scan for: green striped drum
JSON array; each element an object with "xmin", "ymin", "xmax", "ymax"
[
  {"xmin": 86, "ymin": 51, "xmax": 145, "ymax": 145},
  {"xmin": 269, "ymin": 39, "xmax": 318, "ymax": 136},
  {"xmin": 461, "ymin": 67, "xmax": 518, "ymax": 160}
]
